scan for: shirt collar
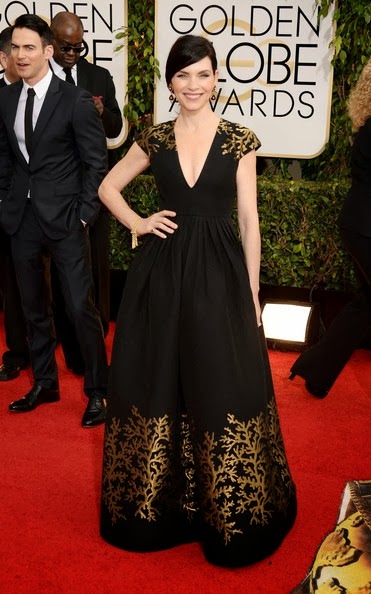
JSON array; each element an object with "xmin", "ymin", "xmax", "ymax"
[
  {"xmin": 23, "ymin": 68, "xmax": 53, "ymax": 99},
  {"xmin": 49, "ymin": 57, "xmax": 77, "ymax": 77}
]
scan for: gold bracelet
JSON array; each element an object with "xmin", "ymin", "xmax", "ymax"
[{"xmin": 130, "ymin": 216, "xmax": 142, "ymax": 249}]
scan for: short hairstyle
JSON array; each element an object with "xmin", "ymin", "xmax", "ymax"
[
  {"xmin": 165, "ymin": 35, "xmax": 217, "ymax": 86},
  {"xmin": 50, "ymin": 11, "xmax": 84, "ymax": 35},
  {"xmin": 347, "ymin": 59, "xmax": 371, "ymax": 131},
  {"xmin": 0, "ymin": 26, "xmax": 13, "ymax": 55},
  {"xmin": 13, "ymin": 14, "xmax": 53, "ymax": 47}
]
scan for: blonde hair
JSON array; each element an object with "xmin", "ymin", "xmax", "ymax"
[{"xmin": 348, "ymin": 59, "xmax": 371, "ymax": 131}]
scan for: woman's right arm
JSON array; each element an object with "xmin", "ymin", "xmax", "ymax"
[{"xmin": 98, "ymin": 142, "xmax": 177, "ymax": 238}]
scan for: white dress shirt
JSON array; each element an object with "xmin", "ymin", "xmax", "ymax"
[
  {"xmin": 14, "ymin": 69, "xmax": 53, "ymax": 162},
  {"xmin": 49, "ymin": 57, "xmax": 77, "ymax": 84}
]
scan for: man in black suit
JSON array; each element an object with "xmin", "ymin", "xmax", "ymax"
[
  {"xmin": 0, "ymin": 26, "xmax": 29, "ymax": 381},
  {"xmin": 48, "ymin": 11, "xmax": 123, "ymax": 374},
  {"xmin": 0, "ymin": 14, "xmax": 108, "ymax": 427},
  {"xmin": 50, "ymin": 12, "xmax": 122, "ymax": 140}
]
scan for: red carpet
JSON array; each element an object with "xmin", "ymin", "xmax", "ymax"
[{"xmin": 0, "ymin": 315, "xmax": 370, "ymax": 594}]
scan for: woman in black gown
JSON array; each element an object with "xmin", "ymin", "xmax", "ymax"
[{"xmin": 99, "ymin": 35, "xmax": 296, "ymax": 567}]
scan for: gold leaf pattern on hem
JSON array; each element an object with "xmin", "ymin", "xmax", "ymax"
[
  {"xmin": 102, "ymin": 400, "xmax": 294, "ymax": 545},
  {"xmin": 198, "ymin": 399, "xmax": 294, "ymax": 544},
  {"xmin": 102, "ymin": 406, "xmax": 174, "ymax": 523},
  {"xmin": 178, "ymin": 415, "xmax": 198, "ymax": 519}
]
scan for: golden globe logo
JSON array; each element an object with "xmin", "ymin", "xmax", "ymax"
[{"xmin": 155, "ymin": 1, "xmax": 336, "ymax": 158}]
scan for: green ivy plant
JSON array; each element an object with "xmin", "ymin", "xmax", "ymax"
[
  {"xmin": 299, "ymin": 0, "xmax": 371, "ymax": 180},
  {"xmin": 257, "ymin": 178, "xmax": 355, "ymax": 290},
  {"xmin": 115, "ymin": 0, "xmax": 160, "ymax": 135}
]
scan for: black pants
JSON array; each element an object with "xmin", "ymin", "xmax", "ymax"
[
  {"xmin": 0, "ymin": 228, "xmax": 29, "ymax": 367},
  {"xmin": 11, "ymin": 203, "xmax": 108, "ymax": 394},
  {"xmin": 290, "ymin": 227, "xmax": 371, "ymax": 391},
  {"xmin": 52, "ymin": 208, "xmax": 110, "ymax": 372}
]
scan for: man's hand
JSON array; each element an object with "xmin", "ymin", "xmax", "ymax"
[{"xmin": 92, "ymin": 96, "xmax": 104, "ymax": 117}]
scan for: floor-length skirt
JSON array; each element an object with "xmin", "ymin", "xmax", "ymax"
[{"xmin": 101, "ymin": 218, "xmax": 296, "ymax": 567}]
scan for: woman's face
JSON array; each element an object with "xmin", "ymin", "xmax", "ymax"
[{"xmin": 171, "ymin": 56, "xmax": 218, "ymax": 112}]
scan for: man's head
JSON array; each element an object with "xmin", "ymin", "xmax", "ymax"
[
  {"xmin": 0, "ymin": 26, "xmax": 19, "ymax": 83},
  {"xmin": 11, "ymin": 14, "xmax": 53, "ymax": 86},
  {"xmin": 50, "ymin": 12, "xmax": 84, "ymax": 69}
]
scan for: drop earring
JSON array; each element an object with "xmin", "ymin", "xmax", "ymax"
[
  {"xmin": 168, "ymin": 85, "xmax": 175, "ymax": 101},
  {"xmin": 211, "ymin": 86, "xmax": 217, "ymax": 101}
]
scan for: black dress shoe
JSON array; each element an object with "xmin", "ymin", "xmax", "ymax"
[
  {"xmin": 305, "ymin": 381, "xmax": 328, "ymax": 399},
  {"xmin": 9, "ymin": 384, "xmax": 60, "ymax": 413},
  {"xmin": 290, "ymin": 373, "xmax": 328, "ymax": 399},
  {"xmin": 0, "ymin": 363, "xmax": 21, "ymax": 381},
  {"xmin": 82, "ymin": 393, "xmax": 106, "ymax": 428}
]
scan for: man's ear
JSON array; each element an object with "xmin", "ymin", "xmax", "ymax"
[
  {"xmin": 45, "ymin": 44, "xmax": 54, "ymax": 60},
  {"xmin": 0, "ymin": 51, "xmax": 8, "ymax": 71}
]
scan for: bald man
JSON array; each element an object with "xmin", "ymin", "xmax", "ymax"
[
  {"xmin": 49, "ymin": 11, "xmax": 123, "ymax": 374},
  {"xmin": 50, "ymin": 12, "xmax": 122, "ymax": 139}
]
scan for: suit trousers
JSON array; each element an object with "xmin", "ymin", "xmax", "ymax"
[
  {"xmin": 11, "ymin": 202, "xmax": 108, "ymax": 394},
  {"xmin": 0, "ymin": 228, "xmax": 29, "ymax": 367},
  {"xmin": 290, "ymin": 227, "xmax": 371, "ymax": 391},
  {"xmin": 90, "ymin": 207, "xmax": 110, "ymax": 334},
  {"xmin": 51, "ymin": 208, "xmax": 110, "ymax": 373}
]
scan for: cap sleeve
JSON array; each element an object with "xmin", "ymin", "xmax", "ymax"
[
  {"xmin": 220, "ymin": 120, "xmax": 261, "ymax": 161},
  {"xmin": 135, "ymin": 127, "xmax": 151, "ymax": 156},
  {"xmin": 134, "ymin": 123, "xmax": 173, "ymax": 158},
  {"xmin": 235, "ymin": 124, "xmax": 261, "ymax": 160}
]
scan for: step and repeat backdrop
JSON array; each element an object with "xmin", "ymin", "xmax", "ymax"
[
  {"xmin": 1, "ymin": 1, "xmax": 335, "ymax": 157},
  {"xmin": 0, "ymin": 1, "xmax": 127, "ymax": 148},
  {"xmin": 154, "ymin": 1, "xmax": 336, "ymax": 158}
]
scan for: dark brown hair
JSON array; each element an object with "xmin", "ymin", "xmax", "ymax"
[
  {"xmin": 165, "ymin": 35, "xmax": 217, "ymax": 86},
  {"xmin": 0, "ymin": 26, "xmax": 13, "ymax": 54},
  {"xmin": 13, "ymin": 14, "xmax": 53, "ymax": 47}
]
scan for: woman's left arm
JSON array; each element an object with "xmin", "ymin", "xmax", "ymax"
[{"xmin": 236, "ymin": 149, "xmax": 261, "ymax": 326}]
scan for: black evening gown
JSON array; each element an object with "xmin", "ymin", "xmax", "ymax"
[{"xmin": 100, "ymin": 119, "xmax": 296, "ymax": 567}]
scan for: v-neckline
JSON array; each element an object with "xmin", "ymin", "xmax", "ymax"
[{"xmin": 173, "ymin": 118, "xmax": 221, "ymax": 190}]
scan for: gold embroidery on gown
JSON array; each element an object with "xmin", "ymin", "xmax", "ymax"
[
  {"xmin": 218, "ymin": 119, "xmax": 261, "ymax": 158},
  {"xmin": 101, "ymin": 118, "xmax": 296, "ymax": 564},
  {"xmin": 102, "ymin": 400, "xmax": 294, "ymax": 544},
  {"xmin": 102, "ymin": 407, "xmax": 173, "ymax": 523},
  {"xmin": 137, "ymin": 119, "xmax": 261, "ymax": 160},
  {"xmin": 136, "ymin": 123, "xmax": 176, "ymax": 155}
]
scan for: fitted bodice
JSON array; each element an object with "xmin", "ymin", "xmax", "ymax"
[{"xmin": 136, "ymin": 119, "xmax": 260, "ymax": 217}]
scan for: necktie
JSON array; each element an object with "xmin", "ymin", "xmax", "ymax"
[
  {"xmin": 24, "ymin": 87, "xmax": 35, "ymax": 157},
  {"xmin": 63, "ymin": 67, "xmax": 75, "ymax": 84}
]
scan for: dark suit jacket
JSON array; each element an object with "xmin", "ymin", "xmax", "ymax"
[
  {"xmin": 0, "ymin": 74, "xmax": 107, "ymax": 239},
  {"xmin": 76, "ymin": 58, "xmax": 122, "ymax": 139},
  {"xmin": 339, "ymin": 117, "xmax": 371, "ymax": 238},
  {"xmin": 0, "ymin": 78, "xmax": 6, "ymax": 89}
]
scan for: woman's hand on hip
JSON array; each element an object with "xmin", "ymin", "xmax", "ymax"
[{"xmin": 138, "ymin": 210, "xmax": 178, "ymax": 239}]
